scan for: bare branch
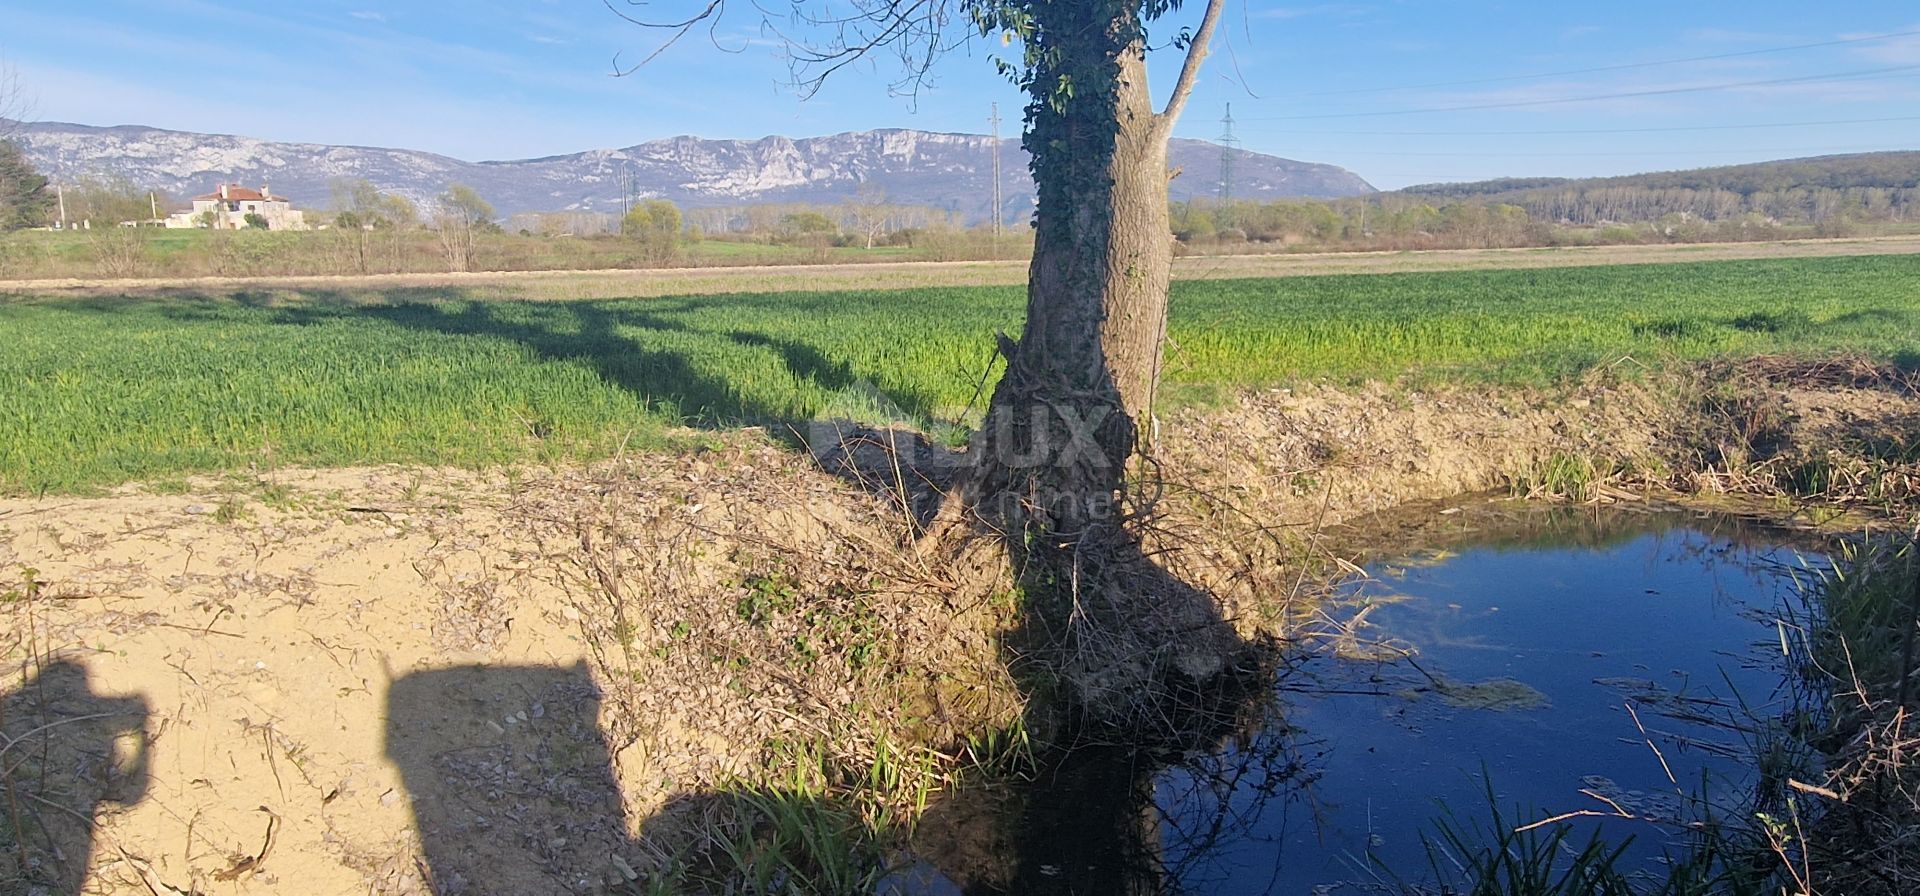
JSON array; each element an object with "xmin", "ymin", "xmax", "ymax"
[
  {"xmin": 1155, "ymin": 0, "xmax": 1228, "ymax": 136},
  {"xmin": 0, "ymin": 58, "xmax": 33, "ymax": 140},
  {"xmin": 606, "ymin": 0, "xmax": 961, "ymax": 102},
  {"xmin": 602, "ymin": 0, "xmax": 725, "ymax": 31},
  {"xmin": 766, "ymin": 0, "xmax": 958, "ymax": 101},
  {"xmin": 604, "ymin": 0, "xmax": 726, "ymax": 75}
]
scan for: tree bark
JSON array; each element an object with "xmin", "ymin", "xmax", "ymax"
[{"xmin": 968, "ymin": 4, "xmax": 1170, "ymax": 540}]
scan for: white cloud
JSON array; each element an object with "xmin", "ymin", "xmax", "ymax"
[
  {"xmin": 348, "ymin": 11, "xmax": 386, "ymax": 23},
  {"xmin": 1848, "ymin": 28, "xmax": 1920, "ymax": 64}
]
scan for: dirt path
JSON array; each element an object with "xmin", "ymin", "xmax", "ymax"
[{"xmin": 5, "ymin": 235, "xmax": 1918, "ymax": 301}]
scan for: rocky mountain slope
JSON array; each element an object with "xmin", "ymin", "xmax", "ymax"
[{"xmin": 12, "ymin": 121, "xmax": 1374, "ymax": 221}]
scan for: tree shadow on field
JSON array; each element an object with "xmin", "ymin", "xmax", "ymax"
[
  {"xmin": 1, "ymin": 659, "xmax": 151, "ymax": 895},
  {"xmin": 250, "ymin": 289, "xmax": 944, "ymax": 430},
  {"xmin": 23, "ymin": 286, "xmax": 964, "ymax": 457}
]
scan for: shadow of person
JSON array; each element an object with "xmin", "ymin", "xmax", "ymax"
[
  {"xmin": 1, "ymin": 659, "xmax": 151, "ymax": 895},
  {"xmin": 388, "ymin": 662, "xmax": 943, "ymax": 895},
  {"xmin": 385, "ymin": 662, "xmax": 638, "ymax": 895}
]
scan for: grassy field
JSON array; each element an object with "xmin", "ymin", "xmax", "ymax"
[{"xmin": 3, "ymin": 254, "xmax": 1918, "ymax": 493}]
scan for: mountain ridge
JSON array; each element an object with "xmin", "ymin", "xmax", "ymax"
[{"xmin": 11, "ymin": 121, "xmax": 1377, "ymax": 222}]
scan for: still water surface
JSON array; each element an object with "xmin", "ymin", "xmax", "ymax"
[{"xmin": 1009, "ymin": 506, "xmax": 1830, "ymax": 895}]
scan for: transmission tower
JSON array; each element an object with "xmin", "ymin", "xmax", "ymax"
[
  {"xmin": 989, "ymin": 102, "xmax": 1003, "ymax": 243},
  {"xmin": 1218, "ymin": 103, "xmax": 1239, "ymax": 227}
]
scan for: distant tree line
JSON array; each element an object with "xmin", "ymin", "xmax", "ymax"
[
  {"xmin": 1170, "ymin": 154, "xmax": 1920, "ymax": 252},
  {"xmin": 1424, "ymin": 185, "xmax": 1918, "ymax": 229},
  {"xmin": 1395, "ymin": 151, "xmax": 1920, "ymax": 228},
  {"xmin": 14, "ymin": 149, "xmax": 1915, "ymax": 279},
  {"xmin": 0, "ymin": 170, "xmax": 1027, "ymax": 279},
  {"xmin": 1407, "ymin": 152, "xmax": 1920, "ymax": 198}
]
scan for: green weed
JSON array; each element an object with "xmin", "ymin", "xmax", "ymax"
[{"xmin": 735, "ymin": 573, "xmax": 800, "ymax": 627}]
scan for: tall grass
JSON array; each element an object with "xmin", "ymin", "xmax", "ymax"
[
  {"xmin": 2, "ymin": 255, "xmax": 1918, "ymax": 493},
  {"xmin": 1790, "ymin": 539, "xmax": 1920, "ymax": 896}
]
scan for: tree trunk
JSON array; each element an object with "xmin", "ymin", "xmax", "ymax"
[{"xmin": 969, "ymin": 5, "xmax": 1170, "ymax": 541}]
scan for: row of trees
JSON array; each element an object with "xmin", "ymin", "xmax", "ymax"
[
  {"xmin": 681, "ymin": 191, "xmax": 969, "ymax": 248},
  {"xmin": 6, "ymin": 169, "xmax": 1906, "ymax": 278},
  {"xmin": 1170, "ymin": 184, "xmax": 1912, "ymax": 252},
  {"xmin": 1480, "ymin": 185, "xmax": 1920, "ymax": 227},
  {"xmin": 15, "ymin": 150, "xmax": 1908, "ymax": 275},
  {"xmin": 1409, "ymin": 152, "xmax": 1920, "ymax": 199}
]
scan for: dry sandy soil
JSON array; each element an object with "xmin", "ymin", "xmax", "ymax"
[
  {"xmin": 5, "ymin": 371, "xmax": 1917, "ymax": 895},
  {"xmin": 5, "ymin": 235, "xmax": 1919, "ymax": 301},
  {"xmin": 3, "ymin": 449, "xmax": 1023, "ymax": 896}
]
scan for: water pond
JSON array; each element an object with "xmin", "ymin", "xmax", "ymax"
[{"xmin": 977, "ymin": 503, "xmax": 1835, "ymax": 895}]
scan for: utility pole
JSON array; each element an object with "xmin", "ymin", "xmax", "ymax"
[
  {"xmin": 989, "ymin": 102, "xmax": 1003, "ymax": 246},
  {"xmin": 56, "ymin": 183, "xmax": 67, "ymax": 230}
]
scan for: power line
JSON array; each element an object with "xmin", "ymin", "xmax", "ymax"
[
  {"xmin": 1248, "ymin": 114, "xmax": 1920, "ymax": 137},
  {"xmin": 1290, "ymin": 29, "xmax": 1920, "ymax": 98},
  {"xmin": 1240, "ymin": 63, "xmax": 1920, "ymax": 121}
]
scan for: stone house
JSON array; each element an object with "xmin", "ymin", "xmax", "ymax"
[{"xmin": 165, "ymin": 184, "xmax": 308, "ymax": 230}]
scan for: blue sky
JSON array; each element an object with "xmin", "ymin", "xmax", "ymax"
[{"xmin": 4, "ymin": 1, "xmax": 1919, "ymax": 189}]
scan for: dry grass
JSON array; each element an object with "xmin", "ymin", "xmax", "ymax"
[
  {"xmin": 7, "ymin": 234, "xmax": 1919, "ymax": 301},
  {"xmin": 496, "ymin": 447, "xmax": 1032, "ymax": 887},
  {"xmin": 1664, "ymin": 355, "xmax": 1920, "ymax": 510},
  {"xmin": 1762, "ymin": 538, "xmax": 1920, "ymax": 896}
]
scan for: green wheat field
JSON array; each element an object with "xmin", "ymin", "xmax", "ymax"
[{"xmin": 3, "ymin": 254, "xmax": 1917, "ymax": 493}]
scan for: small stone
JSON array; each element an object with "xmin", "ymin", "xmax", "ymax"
[
  {"xmin": 379, "ymin": 789, "xmax": 402, "ymax": 808},
  {"xmin": 185, "ymin": 504, "xmax": 212, "ymax": 515}
]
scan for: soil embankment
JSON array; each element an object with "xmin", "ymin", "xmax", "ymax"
[{"xmin": 4, "ymin": 362, "xmax": 1916, "ymax": 893}]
